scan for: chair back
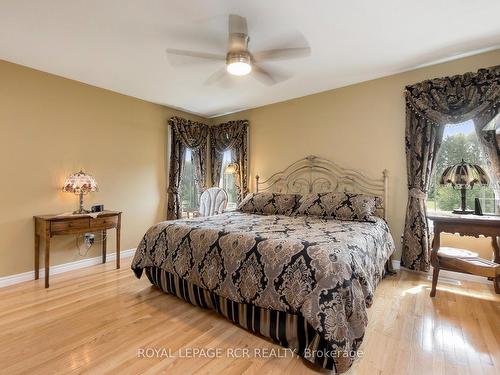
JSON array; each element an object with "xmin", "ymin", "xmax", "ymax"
[{"xmin": 199, "ymin": 187, "xmax": 228, "ymax": 217}]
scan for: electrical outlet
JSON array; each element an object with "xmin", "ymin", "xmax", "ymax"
[{"xmin": 84, "ymin": 233, "xmax": 95, "ymax": 247}]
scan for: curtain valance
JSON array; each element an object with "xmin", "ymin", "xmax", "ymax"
[
  {"xmin": 405, "ymin": 65, "xmax": 500, "ymax": 125},
  {"xmin": 210, "ymin": 120, "xmax": 248, "ymax": 152},
  {"xmin": 168, "ymin": 116, "xmax": 209, "ymax": 149}
]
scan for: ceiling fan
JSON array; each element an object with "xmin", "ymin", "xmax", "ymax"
[{"xmin": 166, "ymin": 14, "xmax": 311, "ymax": 86}]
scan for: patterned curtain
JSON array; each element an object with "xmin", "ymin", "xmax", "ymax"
[
  {"xmin": 210, "ymin": 120, "xmax": 249, "ymax": 202},
  {"xmin": 402, "ymin": 110, "xmax": 445, "ymax": 271},
  {"xmin": 166, "ymin": 127, "xmax": 187, "ymax": 220},
  {"xmin": 474, "ymin": 110, "xmax": 500, "ymax": 203},
  {"xmin": 167, "ymin": 117, "xmax": 209, "ymax": 220},
  {"xmin": 402, "ymin": 65, "xmax": 500, "ymax": 271}
]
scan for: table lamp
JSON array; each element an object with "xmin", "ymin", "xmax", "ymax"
[
  {"xmin": 439, "ymin": 159, "xmax": 489, "ymax": 214},
  {"xmin": 225, "ymin": 163, "xmax": 239, "ymax": 174},
  {"xmin": 62, "ymin": 170, "xmax": 99, "ymax": 214}
]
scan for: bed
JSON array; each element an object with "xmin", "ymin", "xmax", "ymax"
[{"xmin": 131, "ymin": 155, "xmax": 395, "ymax": 373}]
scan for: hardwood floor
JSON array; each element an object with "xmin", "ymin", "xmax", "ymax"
[{"xmin": 0, "ymin": 258, "xmax": 498, "ymax": 375}]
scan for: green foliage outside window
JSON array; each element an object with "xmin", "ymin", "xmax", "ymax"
[
  {"xmin": 427, "ymin": 129, "xmax": 496, "ymax": 213},
  {"xmin": 180, "ymin": 149, "xmax": 199, "ymax": 213},
  {"xmin": 179, "ymin": 149, "xmax": 239, "ymax": 214},
  {"xmin": 220, "ymin": 150, "xmax": 238, "ymax": 208}
]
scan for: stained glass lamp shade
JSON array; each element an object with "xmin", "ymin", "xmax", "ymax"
[
  {"xmin": 439, "ymin": 159, "xmax": 489, "ymax": 214},
  {"xmin": 62, "ymin": 170, "xmax": 98, "ymax": 214}
]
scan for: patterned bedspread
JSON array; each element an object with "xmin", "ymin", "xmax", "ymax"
[{"xmin": 132, "ymin": 212, "xmax": 395, "ymax": 365}]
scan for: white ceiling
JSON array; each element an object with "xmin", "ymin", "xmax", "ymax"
[{"xmin": 1, "ymin": 1, "xmax": 500, "ymax": 118}]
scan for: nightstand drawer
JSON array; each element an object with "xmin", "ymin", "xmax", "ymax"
[
  {"xmin": 51, "ymin": 218, "xmax": 90, "ymax": 234},
  {"xmin": 92, "ymin": 215, "xmax": 118, "ymax": 229}
]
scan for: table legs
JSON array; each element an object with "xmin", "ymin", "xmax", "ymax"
[
  {"xmin": 116, "ymin": 223, "xmax": 121, "ymax": 269},
  {"xmin": 492, "ymin": 236, "xmax": 499, "ymax": 264},
  {"xmin": 430, "ymin": 226, "xmax": 441, "ymax": 297},
  {"xmin": 34, "ymin": 233, "xmax": 40, "ymax": 280},
  {"xmin": 44, "ymin": 232, "xmax": 50, "ymax": 288},
  {"xmin": 102, "ymin": 230, "xmax": 107, "ymax": 264},
  {"xmin": 430, "ymin": 267, "xmax": 440, "ymax": 297},
  {"xmin": 34, "ymin": 220, "xmax": 50, "ymax": 288},
  {"xmin": 488, "ymin": 236, "xmax": 500, "ymax": 286}
]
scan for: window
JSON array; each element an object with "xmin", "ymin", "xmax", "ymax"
[
  {"xmin": 179, "ymin": 148, "xmax": 199, "ymax": 216},
  {"xmin": 219, "ymin": 150, "xmax": 239, "ymax": 209},
  {"xmin": 427, "ymin": 120, "xmax": 496, "ymax": 214},
  {"xmin": 179, "ymin": 149, "xmax": 239, "ymax": 216}
]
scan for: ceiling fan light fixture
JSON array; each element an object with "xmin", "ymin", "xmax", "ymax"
[
  {"xmin": 166, "ymin": 14, "xmax": 310, "ymax": 85},
  {"xmin": 227, "ymin": 61, "xmax": 252, "ymax": 76},
  {"xmin": 226, "ymin": 52, "xmax": 252, "ymax": 76}
]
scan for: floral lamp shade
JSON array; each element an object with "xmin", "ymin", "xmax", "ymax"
[
  {"xmin": 62, "ymin": 170, "xmax": 98, "ymax": 214},
  {"xmin": 62, "ymin": 170, "xmax": 98, "ymax": 194}
]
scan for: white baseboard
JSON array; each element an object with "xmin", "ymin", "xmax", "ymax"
[
  {"xmin": 1, "ymin": 251, "xmax": 490, "ymax": 288},
  {"xmin": 394, "ymin": 259, "xmax": 490, "ymax": 285},
  {"xmin": 0, "ymin": 248, "xmax": 136, "ymax": 288}
]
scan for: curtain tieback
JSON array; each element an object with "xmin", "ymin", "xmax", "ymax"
[{"xmin": 409, "ymin": 188, "xmax": 427, "ymax": 199}]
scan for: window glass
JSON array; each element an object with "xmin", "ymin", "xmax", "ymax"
[
  {"xmin": 179, "ymin": 148, "xmax": 199, "ymax": 216},
  {"xmin": 219, "ymin": 150, "xmax": 238, "ymax": 209},
  {"xmin": 427, "ymin": 120, "xmax": 496, "ymax": 214}
]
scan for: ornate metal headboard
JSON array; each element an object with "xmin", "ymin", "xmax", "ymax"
[{"xmin": 255, "ymin": 155, "xmax": 389, "ymax": 219}]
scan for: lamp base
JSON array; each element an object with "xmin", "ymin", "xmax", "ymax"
[
  {"xmin": 452, "ymin": 209, "xmax": 474, "ymax": 215},
  {"xmin": 73, "ymin": 192, "xmax": 90, "ymax": 215},
  {"xmin": 451, "ymin": 186, "xmax": 473, "ymax": 215}
]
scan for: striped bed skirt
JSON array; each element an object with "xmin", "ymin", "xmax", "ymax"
[{"xmin": 145, "ymin": 266, "xmax": 356, "ymax": 372}]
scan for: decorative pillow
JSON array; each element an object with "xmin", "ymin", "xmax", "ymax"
[
  {"xmin": 295, "ymin": 191, "xmax": 381, "ymax": 222},
  {"xmin": 237, "ymin": 192, "xmax": 302, "ymax": 216}
]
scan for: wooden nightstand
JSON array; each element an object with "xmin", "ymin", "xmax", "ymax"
[
  {"xmin": 33, "ymin": 211, "xmax": 122, "ymax": 288},
  {"xmin": 428, "ymin": 213, "xmax": 500, "ymax": 296}
]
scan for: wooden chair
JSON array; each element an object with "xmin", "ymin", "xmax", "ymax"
[{"xmin": 430, "ymin": 247, "xmax": 500, "ymax": 297}]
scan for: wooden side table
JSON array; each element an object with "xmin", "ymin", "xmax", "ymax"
[
  {"xmin": 34, "ymin": 211, "xmax": 122, "ymax": 288},
  {"xmin": 428, "ymin": 213, "xmax": 500, "ymax": 296}
]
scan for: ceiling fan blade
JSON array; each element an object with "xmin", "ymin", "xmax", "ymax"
[
  {"xmin": 204, "ymin": 67, "xmax": 239, "ymax": 89},
  {"xmin": 252, "ymin": 64, "xmax": 293, "ymax": 86},
  {"xmin": 166, "ymin": 48, "xmax": 225, "ymax": 61},
  {"xmin": 228, "ymin": 14, "xmax": 248, "ymax": 35},
  {"xmin": 251, "ymin": 64, "xmax": 276, "ymax": 86},
  {"xmin": 204, "ymin": 67, "xmax": 228, "ymax": 86},
  {"xmin": 252, "ymin": 47, "xmax": 311, "ymax": 62}
]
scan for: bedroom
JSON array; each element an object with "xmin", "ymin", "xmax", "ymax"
[{"xmin": 0, "ymin": 1, "xmax": 499, "ymax": 374}]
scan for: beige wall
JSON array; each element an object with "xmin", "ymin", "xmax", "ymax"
[
  {"xmin": 0, "ymin": 60, "xmax": 206, "ymax": 278},
  {"xmin": 213, "ymin": 49, "xmax": 500, "ymax": 260},
  {"xmin": 1, "ymin": 49, "xmax": 498, "ymax": 279}
]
